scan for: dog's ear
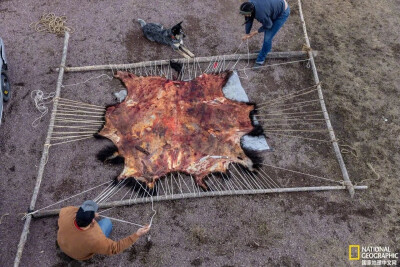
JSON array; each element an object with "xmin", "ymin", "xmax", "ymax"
[
  {"xmin": 173, "ymin": 21, "xmax": 183, "ymax": 28},
  {"xmin": 171, "ymin": 22, "xmax": 184, "ymax": 35}
]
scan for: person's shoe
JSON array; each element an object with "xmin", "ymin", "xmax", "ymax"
[{"xmin": 253, "ymin": 62, "xmax": 264, "ymax": 70}]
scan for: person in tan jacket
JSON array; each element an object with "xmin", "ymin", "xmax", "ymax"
[{"xmin": 57, "ymin": 200, "xmax": 150, "ymax": 260}]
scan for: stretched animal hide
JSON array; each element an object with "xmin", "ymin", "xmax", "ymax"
[{"xmin": 99, "ymin": 71, "xmax": 255, "ymax": 188}]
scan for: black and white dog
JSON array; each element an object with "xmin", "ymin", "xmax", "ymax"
[{"xmin": 138, "ymin": 19, "xmax": 195, "ymax": 59}]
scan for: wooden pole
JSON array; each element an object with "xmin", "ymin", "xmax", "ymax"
[
  {"xmin": 60, "ymin": 50, "xmax": 317, "ymax": 72},
  {"xmin": 32, "ymin": 185, "xmax": 367, "ymax": 218},
  {"xmin": 13, "ymin": 31, "xmax": 70, "ymax": 267},
  {"xmin": 297, "ymin": 0, "xmax": 355, "ymax": 197}
]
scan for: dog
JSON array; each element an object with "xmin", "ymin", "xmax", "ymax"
[{"xmin": 137, "ymin": 19, "xmax": 195, "ymax": 59}]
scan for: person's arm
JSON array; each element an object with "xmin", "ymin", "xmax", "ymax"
[
  {"xmin": 257, "ymin": 17, "xmax": 273, "ymax": 32},
  {"xmin": 245, "ymin": 18, "xmax": 254, "ymax": 34},
  {"xmin": 92, "ymin": 225, "xmax": 150, "ymax": 255},
  {"xmin": 242, "ymin": 31, "xmax": 258, "ymax": 40},
  {"xmin": 93, "ymin": 233, "xmax": 140, "ymax": 255},
  {"xmin": 242, "ymin": 17, "xmax": 258, "ymax": 40}
]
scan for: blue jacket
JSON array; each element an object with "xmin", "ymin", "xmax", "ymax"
[{"xmin": 245, "ymin": 0, "xmax": 286, "ymax": 33}]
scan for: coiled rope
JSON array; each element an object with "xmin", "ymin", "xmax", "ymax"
[{"xmin": 30, "ymin": 13, "xmax": 74, "ymax": 36}]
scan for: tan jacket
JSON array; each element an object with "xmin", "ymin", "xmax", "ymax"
[{"xmin": 57, "ymin": 206, "xmax": 139, "ymax": 260}]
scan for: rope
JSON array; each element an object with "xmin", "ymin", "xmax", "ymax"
[
  {"xmin": 57, "ymin": 98, "xmax": 106, "ymax": 109},
  {"xmin": 260, "ymin": 163, "xmax": 342, "ymax": 184},
  {"xmin": 50, "ymin": 136, "xmax": 93, "ymax": 146},
  {"xmin": 30, "ymin": 13, "xmax": 74, "ymax": 36},
  {"xmin": 266, "ymin": 132, "xmax": 332, "ymax": 143},
  {"xmin": 31, "ymin": 90, "xmax": 55, "ymax": 128},
  {"xmin": 302, "ymin": 44, "xmax": 313, "ymax": 52},
  {"xmin": 263, "ymin": 129, "xmax": 327, "ymax": 133},
  {"xmin": 237, "ymin": 39, "xmax": 251, "ymax": 79},
  {"xmin": 340, "ymin": 144, "xmax": 358, "ymax": 158},
  {"xmin": 254, "ymin": 110, "xmax": 323, "ymax": 118},
  {"xmin": 53, "ymin": 125, "xmax": 101, "ymax": 130},
  {"xmin": 259, "ymin": 101, "xmax": 320, "ymax": 113},
  {"xmin": 262, "ymin": 122, "xmax": 325, "ymax": 127},
  {"xmin": 256, "ymin": 118, "xmax": 326, "ymax": 122},
  {"xmin": 52, "ymin": 131, "xmax": 97, "ymax": 135},
  {"xmin": 236, "ymin": 58, "xmax": 310, "ymax": 72},
  {"xmin": 255, "ymin": 110, "xmax": 323, "ymax": 116},
  {"xmin": 56, "ymin": 109, "xmax": 105, "ymax": 115},
  {"xmin": 51, "ymin": 134, "xmax": 94, "ymax": 140},
  {"xmin": 55, "ymin": 113, "xmax": 104, "ymax": 118},
  {"xmin": 57, "ymin": 103, "xmax": 105, "ymax": 111},
  {"xmin": 55, "ymin": 118, "xmax": 104, "ymax": 123},
  {"xmin": 257, "ymin": 83, "xmax": 320, "ymax": 107},
  {"xmin": 22, "ymin": 180, "xmax": 112, "ymax": 219},
  {"xmin": 258, "ymin": 89, "xmax": 319, "ymax": 108},
  {"xmin": 268, "ymin": 99, "xmax": 322, "ymax": 108},
  {"xmin": 98, "ymin": 215, "xmax": 144, "ymax": 228},
  {"xmin": 354, "ymin": 163, "xmax": 381, "ymax": 186},
  {"xmin": 61, "ymin": 74, "xmax": 113, "ymax": 88},
  {"xmin": 260, "ymin": 113, "xmax": 324, "ymax": 120},
  {"xmin": 258, "ymin": 102, "xmax": 320, "ymax": 114},
  {"xmin": 95, "ymin": 180, "xmax": 156, "ymax": 228},
  {"xmin": 137, "ymin": 182, "xmax": 157, "ymax": 227}
]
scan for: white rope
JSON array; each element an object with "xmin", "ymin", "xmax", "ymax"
[
  {"xmin": 236, "ymin": 58, "xmax": 310, "ymax": 72},
  {"xmin": 31, "ymin": 90, "xmax": 55, "ymax": 128},
  {"xmin": 57, "ymin": 103, "xmax": 105, "ymax": 111},
  {"xmin": 57, "ymin": 97, "xmax": 106, "ymax": 109},
  {"xmin": 260, "ymin": 163, "xmax": 343, "ymax": 184},
  {"xmin": 53, "ymin": 125, "xmax": 101, "ymax": 130},
  {"xmin": 56, "ymin": 109, "xmax": 105, "ymax": 115},
  {"xmin": 22, "ymin": 180, "xmax": 112, "ymax": 219},
  {"xmin": 238, "ymin": 39, "xmax": 251, "ymax": 79},
  {"xmin": 99, "ymin": 215, "xmax": 144, "ymax": 228},
  {"xmin": 50, "ymin": 136, "xmax": 94, "ymax": 146},
  {"xmin": 94, "ymin": 181, "xmax": 117, "ymax": 202},
  {"xmin": 137, "ymin": 182, "xmax": 157, "ymax": 227},
  {"xmin": 97, "ymin": 180, "xmax": 124, "ymax": 203},
  {"xmin": 50, "ymin": 134, "xmax": 93, "ymax": 140}
]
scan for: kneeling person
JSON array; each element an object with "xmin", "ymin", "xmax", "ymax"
[{"xmin": 57, "ymin": 200, "xmax": 150, "ymax": 260}]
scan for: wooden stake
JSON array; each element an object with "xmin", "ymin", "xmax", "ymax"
[
  {"xmin": 59, "ymin": 51, "xmax": 317, "ymax": 72},
  {"xmin": 14, "ymin": 31, "xmax": 70, "ymax": 267},
  {"xmin": 32, "ymin": 185, "xmax": 367, "ymax": 218},
  {"xmin": 297, "ymin": 0, "xmax": 355, "ymax": 197}
]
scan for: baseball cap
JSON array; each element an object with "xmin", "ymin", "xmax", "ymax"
[
  {"xmin": 81, "ymin": 200, "xmax": 99, "ymax": 212},
  {"xmin": 75, "ymin": 200, "xmax": 98, "ymax": 227},
  {"xmin": 239, "ymin": 2, "xmax": 255, "ymax": 16}
]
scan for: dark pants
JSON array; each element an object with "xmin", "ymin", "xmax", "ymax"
[{"xmin": 256, "ymin": 6, "xmax": 291, "ymax": 64}]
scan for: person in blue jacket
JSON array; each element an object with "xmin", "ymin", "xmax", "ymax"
[{"xmin": 240, "ymin": 0, "xmax": 290, "ymax": 68}]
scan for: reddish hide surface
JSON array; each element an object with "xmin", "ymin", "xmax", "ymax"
[{"xmin": 99, "ymin": 71, "xmax": 255, "ymax": 188}]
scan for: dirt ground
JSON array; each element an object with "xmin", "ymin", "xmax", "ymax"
[{"xmin": 0, "ymin": 0, "xmax": 399, "ymax": 266}]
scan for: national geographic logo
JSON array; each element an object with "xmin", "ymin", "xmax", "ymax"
[
  {"xmin": 349, "ymin": 245, "xmax": 360, "ymax": 260},
  {"xmin": 349, "ymin": 245, "xmax": 398, "ymax": 266}
]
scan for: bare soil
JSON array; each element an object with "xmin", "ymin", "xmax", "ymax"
[{"xmin": 0, "ymin": 0, "xmax": 399, "ymax": 266}]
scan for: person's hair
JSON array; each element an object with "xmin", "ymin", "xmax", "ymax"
[
  {"xmin": 240, "ymin": 2, "xmax": 255, "ymax": 16},
  {"xmin": 76, "ymin": 207, "xmax": 95, "ymax": 227}
]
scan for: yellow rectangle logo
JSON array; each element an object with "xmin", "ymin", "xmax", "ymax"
[{"xmin": 349, "ymin": 245, "xmax": 360, "ymax": 260}]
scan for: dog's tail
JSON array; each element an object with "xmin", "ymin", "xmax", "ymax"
[{"xmin": 137, "ymin": 19, "xmax": 146, "ymax": 27}]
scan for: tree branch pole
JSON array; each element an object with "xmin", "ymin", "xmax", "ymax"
[
  {"xmin": 33, "ymin": 185, "xmax": 367, "ymax": 218},
  {"xmin": 14, "ymin": 31, "xmax": 70, "ymax": 267},
  {"xmin": 59, "ymin": 50, "xmax": 317, "ymax": 72},
  {"xmin": 297, "ymin": 0, "xmax": 355, "ymax": 197}
]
